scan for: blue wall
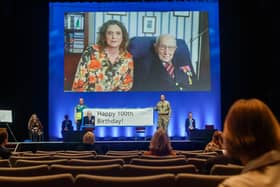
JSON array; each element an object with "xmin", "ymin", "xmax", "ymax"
[{"xmin": 49, "ymin": 1, "xmax": 220, "ymax": 139}]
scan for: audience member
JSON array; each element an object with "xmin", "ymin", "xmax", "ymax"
[
  {"xmin": 218, "ymin": 98, "xmax": 280, "ymax": 187},
  {"xmin": 143, "ymin": 128, "xmax": 176, "ymax": 156},
  {"xmin": 204, "ymin": 130, "xmax": 223, "ymax": 152},
  {"xmin": 0, "ymin": 128, "xmax": 12, "ymax": 159},
  {"xmin": 27, "ymin": 113, "xmax": 44, "ymax": 142},
  {"xmin": 82, "ymin": 131, "xmax": 95, "ymax": 145}
]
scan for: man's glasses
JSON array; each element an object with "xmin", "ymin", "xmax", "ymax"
[{"xmin": 158, "ymin": 45, "xmax": 177, "ymax": 51}]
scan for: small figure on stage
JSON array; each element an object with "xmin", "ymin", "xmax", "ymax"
[
  {"xmin": 185, "ymin": 111, "xmax": 196, "ymax": 137},
  {"xmin": 27, "ymin": 113, "xmax": 43, "ymax": 142},
  {"xmin": 61, "ymin": 114, "xmax": 73, "ymax": 137},
  {"xmin": 154, "ymin": 94, "xmax": 171, "ymax": 131},
  {"xmin": 82, "ymin": 111, "xmax": 95, "ymax": 132},
  {"xmin": 74, "ymin": 97, "xmax": 88, "ymax": 131}
]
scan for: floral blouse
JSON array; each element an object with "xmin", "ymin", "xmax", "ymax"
[{"xmin": 72, "ymin": 45, "xmax": 134, "ymax": 92}]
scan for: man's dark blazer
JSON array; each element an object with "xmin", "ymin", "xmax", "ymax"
[
  {"xmin": 185, "ymin": 118, "xmax": 196, "ymax": 132},
  {"xmin": 83, "ymin": 116, "xmax": 95, "ymax": 130},
  {"xmin": 144, "ymin": 54, "xmax": 192, "ymax": 91}
]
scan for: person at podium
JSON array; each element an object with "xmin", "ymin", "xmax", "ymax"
[{"xmin": 82, "ymin": 111, "xmax": 95, "ymax": 132}]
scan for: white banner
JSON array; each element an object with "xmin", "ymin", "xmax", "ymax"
[{"xmin": 83, "ymin": 108, "xmax": 154, "ymax": 126}]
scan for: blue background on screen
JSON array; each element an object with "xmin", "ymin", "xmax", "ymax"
[{"xmin": 49, "ymin": 1, "xmax": 220, "ymax": 139}]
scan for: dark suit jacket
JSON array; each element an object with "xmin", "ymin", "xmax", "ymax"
[
  {"xmin": 61, "ymin": 119, "xmax": 73, "ymax": 133},
  {"xmin": 185, "ymin": 118, "xmax": 196, "ymax": 132},
  {"xmin": 83, "ymin": 116, "xmax": 95, "ymax": 130},
  {"xmin": 144, "ymin": 54, "xmax": 193, "ymax": 91}
]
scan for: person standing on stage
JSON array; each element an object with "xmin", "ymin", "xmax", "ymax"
[
  {"xmin": 61, "ymin": 114, "xmax": 73, "ymax": 137},
  {"xmin": 74, "ymin": 97, "xmax": 88, "ymax": 131},
  {"xmin": 185, "ymin": 111, "xmax": 196, "ymax": 137},
  {"xmin": 27, "ymin": 113, "xmax": 44, "ymax": 142},
  {"xmin": 154, "ymin": 94, "xmax": 171, "ymax": 131}
]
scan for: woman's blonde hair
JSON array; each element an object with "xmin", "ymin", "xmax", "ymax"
[{"xmin": 82, "ymin": 131, "xmax": 95, "ymax": 145}]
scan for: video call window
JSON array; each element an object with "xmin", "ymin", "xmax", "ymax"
[{"xmin": 64, "ymin": 11, "xmax": 210, "ymax": 92}]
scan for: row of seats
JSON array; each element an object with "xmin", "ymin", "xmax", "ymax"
[
  {"xmin": 0, "ymin": 172, "xmax": 229, "ymax": 187},
  {"xmin": 0, "ymin": 163, "xmax": 243, "ymax": 176}
]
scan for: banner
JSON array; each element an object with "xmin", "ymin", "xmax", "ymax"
[{"xmin": 83, "ymin": 108, "xmax": 154, "ymax": 126}]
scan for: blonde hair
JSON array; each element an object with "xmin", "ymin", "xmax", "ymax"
[{"xmin": 82, "ymin": 131, "xmax": 95, "ymax": 145}]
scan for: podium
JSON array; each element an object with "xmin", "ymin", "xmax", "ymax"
[{"xmin": 81, "ymin": 124, "xmax": 95, "ymax": 132}]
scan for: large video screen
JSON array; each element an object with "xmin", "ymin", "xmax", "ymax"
[{"xmin": 49, "ymin": 1, "xmax": 220, "ymax": 139}]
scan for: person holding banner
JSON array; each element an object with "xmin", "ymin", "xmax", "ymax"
[
  {"xmin": 74, "ymin": 97, "xmax": 88, "ymax": 131},
  {"xmin": 154, "ymin": 94, "xmax": 171, "ymax": 131}
]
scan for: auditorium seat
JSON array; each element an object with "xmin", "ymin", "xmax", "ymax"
[
  {"xmin": 0, "ymin": 164, "xmax": 49, "ymax": 176},
  {"xmin": 176, "ymin": 173, "xmax": 229, "ymax": 187},
  {"xmin": 75, "ymin": 173, "xmax": 176, "ymax": 187},
  {"xmin": 140, "ymin": 154, "xmax": 185, "ymax": 159},
  {"xmin": 95, "ymin": 154, "xmax": 139, "ymax": 164},
  {"xmin": 15, "ymin": 159, "xmax": 68, "ymax": 167},
  {"xmin": 49, "ymin": 164, "xmax": 122, "ymax": 177},
  {"xmin": 9, "ymin": 155, "xmax": 52, "ymax": 167},
  {"xmin": 210, "ymin": 164, "xmax": 244, "ymax": 175},
  {"xmin": 106, "ymin": 150, "xmax": 142, "ymax": 156},
  {"xmin": 130, "ymin": 157, "xmax": 187, "ymax": 166},
  {"xmin": 186, "ymin": 157, "xmax": 208, "ymax": 173},
  {"xmin": 64, "ymin": 158, "xmax": 125, "ymax": 166},
  {"xmin": 52, "ymin": 154, "xmax": 95, "ymax": 160},
  {"xmin": 122, "ymin": 164, "xmax": 198, "ymax": 176},
  {"xmin": 0, "ymin": 173, "xmax": 74, "ymax": 187},
  {"xmin": 0, "ymin": 159, "xmax": 10, "ymax": 167}
]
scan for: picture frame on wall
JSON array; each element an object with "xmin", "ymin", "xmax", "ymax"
[
  {"xmin": 173, "ymin": 11, "xmax": 190, "ymax": 17},
  {"xmin": 143, "ymin": 16, "xmax": 156, "ymax": 34},
  {"xmin": 107, "ymin": 12, "xmax": 127, "ymax": 16}
]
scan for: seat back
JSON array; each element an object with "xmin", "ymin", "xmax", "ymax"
[
  {"xmin": 130, "ymin": 157, "xmax": 187, "ymax": 166},
  {"xmin": 0, "ymin": 159, "xmax": 10, "ymax": 167},
  {"xmin": 0, "ymin": 164, "xmax": 49, "ymax": 176},
  {"xmin": 65, "ymin": 158, "xmax": 125, "ymax": 166},
  {"xmin": 210, "ymin": 164, "xmax": 244, "ymax": 175},
  {"xmin": 176, "ymin": 173, "xmax": 229, "ymax": 187},
  {"xmin": 122, "ymin": 164, "xmax": 198, "ymax": 176},
  {"xmin": 0, "ymin": 173, "xmax": 74, "ymax": 187},
  {"xmin": 15, "ymin": 159, "xmax": 68, "ymax": 167},
  {"xmin": 75, "ymin": 173, "xmax": 175, "ymax": 187},
  {"xmin": 49, "ymin": 164, "xmax": 122, "ymax": 176}
]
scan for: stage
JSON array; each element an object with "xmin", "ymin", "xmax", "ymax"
[{"xmin": 7, "ymin": 139, "xmax": 208, "ymax": 155}]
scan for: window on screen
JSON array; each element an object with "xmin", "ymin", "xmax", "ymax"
[{"xmin": 64, "ymin": 11, "xmax": 210, "ymax": 92}]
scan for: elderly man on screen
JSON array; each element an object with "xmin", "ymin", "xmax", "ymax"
[{"xmin": 145, "ymin": 34, "xmax": 193, "ymax": 91}]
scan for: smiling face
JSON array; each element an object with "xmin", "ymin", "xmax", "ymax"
[
  {"xmin": 105, "ymin": 24, "xmax": 123, "ymax": 49},
  {"xmin": 155, "ymin": 35, "xmax": 177, "ymax": 63}
]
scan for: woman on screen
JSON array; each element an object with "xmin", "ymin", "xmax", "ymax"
[{"xmin": 72, "ymin": 20, "xmax": 134, "ymax": 92}]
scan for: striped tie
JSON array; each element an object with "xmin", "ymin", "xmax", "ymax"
[{"xmin": 163, "ymin": 62, "xmax": 175, "ymax": 79}]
